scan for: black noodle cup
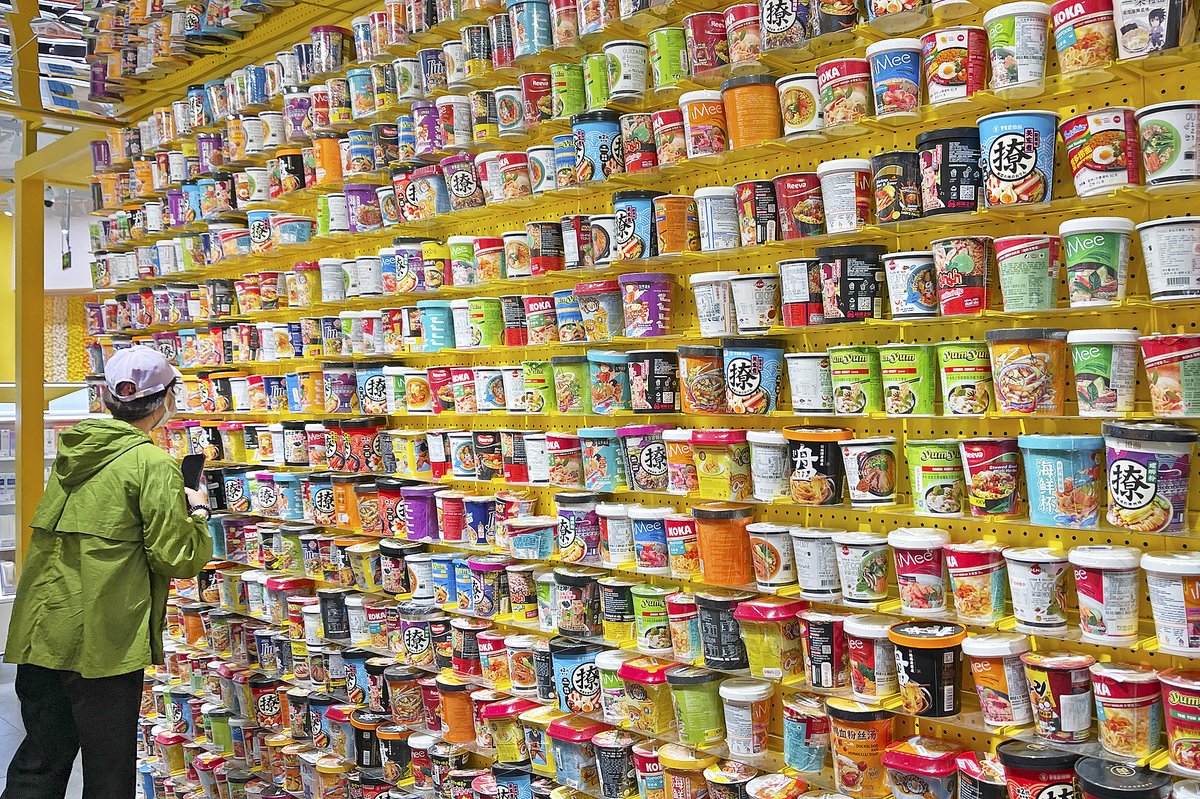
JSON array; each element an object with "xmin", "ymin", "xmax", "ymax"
[
  {"xmin": 782, "ymin": 426, "xmax": 850, "ymax": 505},
  {"xmin": 888, "ymin": 620, "xmax": 965, "ymax": 717}
]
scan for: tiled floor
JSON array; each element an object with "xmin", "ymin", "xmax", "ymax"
[{"xmin": 0, "ymin": 660, "xmax": 85, "ymax": 798}]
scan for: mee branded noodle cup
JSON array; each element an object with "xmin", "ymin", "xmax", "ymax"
[
  {"xmin": 1068, "ymin": 545, "xmax": 1141, "ymax": 644},
  {"xmin": 961, "ymin": 633, "xmax": 1033, "ymax": 726},
  {"xmin": 843, "ymin": 615, "xmax": 898, "ymax": 702},
  {"xmin": 936, "ymin": 340, "xmax": 993, "ymax": 416},
  {"xmin": 1059, "ymin": 217, "xmax": 1133, "ymax": 307},
  {"xmin": 1021, "ymin": 651, "xmax": 1096, "ymax": 742},
  {"xmin": 865, "ymin": 39, "xmax": 922, "ymax": 119},
  {"xmin": 959, "ymin": 436, "xmax": 1020, "ymax": 516},
  {"xmin": 920, "ymin": 26, "xmax": 987, "ymax": 107},
  {"xmin": 986, "ymin": 327, "xmax": 1068, "ymax": 416},
  {"xmin": 888, "ymin": 528, "xmax": 950, "ymax": 615},
  {"xmin": 879, "ymin": 344, "xmax": 936, "ymax": 416},
  {"xmin": 883, "ymin": 251, "xmax": 939, "ymax": 320},
  {"xmin": 944, "ymin": 541, "xmax": 1007, "ymax": 623},
  {"xmin": 930, "ymin": 236, "xmax": 993, "ymax": 316},
  {"xmin": 1019, "ymin": 434, "xmax": 1104, "ymax": 529},
  {"xmin": 1051, "ymin": 0, "xmax": 1117, "ymax": 78},
  {"xmin": 839, "ymin": 437, "xmax": 899, "ymax": 507},
  {"xmin": 979, "ymin": 110, "xmax": 1058, "ymax": 207},
  {"xmin": 1067, "ymin": 329, "xmax": 1138, "ymax": 416},
  {"xmin": 1089, "ymin": 662, "xmax": 1162, "ymax": 759},
  {"xmin": 1059, "ymin": 108, "xmax": 1140, "ymax": 197},
  {"xmin": 888, "ymin": 621, "xmax": 966, "ymax": 717},
  {"xmin": 1004, "ymin": 547, "xmax": 1070, "ymax": 634},
  {"xmin": 1103, "ymin": 422, "xmax": 1197, "ymax": 534},
  {"xmin": 826, "ymin": 698, "xmax": 895, "ymax": 798},
  {"xmin": 993, "ymin": 235, "xmax": 1062, "ymax": 312},
  {"xmin": 830, "ymin": 531, "xmax": 890, "ymax": 606},
  {"xmin": 983, "ymin": 2, "xmax": 1052, "ymax": 98},
  {"xmin": 784, "ymin": 427, "xmax": 849, "ymax": 506},
  {"xmin": 1140, "ymin": 333, "xmax": 1200, "ymax": 417},
  {"xmin": 905, "ymin": 439, "xmax": 965, "ymax": 517}
]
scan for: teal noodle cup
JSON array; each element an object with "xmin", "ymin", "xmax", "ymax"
[
  {"xmin": 1018, "ymin": 434, "xmax": 1104, "ymax": 529},
  {"xmin": 721, "ymin": 337, "xmax": 785, "ymax": 415},
  {"xmin": 978, "ymin": 109, "xmax": 1059, "ymax": 208}
]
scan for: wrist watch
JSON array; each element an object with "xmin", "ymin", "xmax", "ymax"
[{"xmin": 189, "ymin": 504, "xmax": 211, "ymax": 520}]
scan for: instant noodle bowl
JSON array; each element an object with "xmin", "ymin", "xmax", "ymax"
[
  {"xmin": 905, "ymin": 439, "xmax": 966, "ymax": 517},
  {"xmin": 1060, "ymin": 108, "xmax": 1140, "ymax": 197},
  {"xmin": 1019, "ymin": 434, "xmax": 1104, "ymax": 528},
  {"xmin": 648, "ymin": 28, "xmax": 688, "ymax": 90},
  {"xmin": 826, "ymin": 698, "xmax": 895, "ymax": 797},
  {"xmin": 690, "ymin": 271, "xmax": 738, "ymax": 338},
  {"xmin": 816, "ymin": 60, "xmax": 872, "ymax": 133},
  {"xmin": 719, "ymin": 679, "xmax": 774, "ymax": 757},
  {"xmin": 785, "ymin": 352, "xmax": 834, "ymax": 412},
  {"xmin": 1136, "ymin": 102, "xmax": 1200, "ymax": 188},
  {"xmin": 986, "ymin": 328, "xmax": 1068, "ymax": 415},
  {"xmin": 1021, "ymin": 651, "xmax": 1096, "ymax": 742},
  {"xmin": 722, "ymin": 76, "xmax": 782, "ymax": 150},
  {"xmin": 1001, "ymin": 547, "xmax": 1072, "ymax": 635},
  {"xmin": 548, "ymin": 716, "xmax": 610, "ymax": 791},
  {"xmin": 921, "ymin": 27, "xmax": 987, "ymax": 107},
  {"xmin": 839, "ymin": 437, "xmax": 899, "ymax": 507},
  {"xmin": 666, "ymin": 592, "xmax": 703, "ymax": 661},
  {"xmin": 831, "ymin": 532, "xmax": 890, "ymax": 606},
  {"xmin": 1104, "ymin": 422, "xmax": 1197, "ymax": 533},
  {"xmin": 705, "ymin": 761, "xmax": 759, "ymax": 799},
  {"xmin": 774, "ymin": 176, "xmax": 825, "ymax": 242},
  {"xmin": 1146, "ymin": 556, "xmax": 1200, "ymax": 647},
  {"xmin": 888, "ymin": 528, "xmax": 950, "ymax": 615},
  {"xmin": 816, "ymin": 160, "xmax": 872, "ymax": 234},
  {"xmin": 1060, "ymin": 217, "xmax": 1134, "ymax": 306},
  {"xmin": 889, "ymin": 621, "xmax": 965, "ymax": 717},
  {"xmin": 654, "ymin": 195, "xmax": 701, "ymax": 256},
  {"xmin": 955, "ymin": 751, "xmax": 1006, "ymax": 799},
  {"xmin": 1140, "ymin": 333, "xmax": 1200, "ymax": 416},
  {"xmin": 828, "ymin": 345, "xmax": 883, "ymax": 415},
  {"xmin": 1137, "ymin": 217, "xmax": 1200, "ymax": 301},
  {"xmin": 693, "ymin": 504, "xmax": 756, "ymax": 590},
  {"xmin": 575, "ymin": 281, "xmax": 626, "ymax": 344},
  {"xmin": 882, "ymin": 737, "xmax": 960, "ymax": 799},
  {"xmin": 630, "ymin": 584, "xmax": 673, "ymax": 653},
  {"xmin": 1089, "ymin": 663, "xmax": 1162, "ymax": 758},
  {"xmin": 995, "ymin": 741, "xmax": 1079, "ymax": 799},
  {"xmin": 946, "ymin": 541, "xmax": 1008, "ymax": 623},
  {"xmin": 666, "ymin": 515, "xmax": 701, "ymax": 579},
  {"xmin": 790, "ymin": 528, "xmax": 843, "ymax": 601},
  {"xmin": 679, "ymin": 346, "xmax": 728, "ymax": 415},
  {"xmin": 616, "ymin": 658, "xmax": 675, "ymax": 735},
  {"xmin": 1051, "ymin": 0, "xmax": 1117, "ymax": 77},
  {"xmin": 679, "ymin": 90, "xmax": 729, "ymax": 158},
  {"xmin": 917, "ymin": 127, "xmax": 983, "ymax": 215},
  {"xmin": 733, "ymin": 180, "xmax": 779, "ymax": 248},
  {"xmin": 993, "ymin": 235, "xmax": 1061, "ymax": 312},
  {"xmin": 722, "ymin": 338, "xmax": 784, "ymax": 415},
  {"xmin": 1157, "ymin": 670, "xmax": 1200, "ymax": 775},
  {"xmin": 658, "ymin": 744, "xmax": 719, "ymax": 799},
  {"xmin": 883, "ymin": 252, "xmax": 938, "ymax": 320},
  {"xmin": 1076, "ymin": 759, "xmax": 1172, "ymax": 799},
  {"xmin": 818, "ymin": 245, "xmax": 887, "ymax": 322},
  {"xmin": 780, "ymin": 696, "xmax": 830, "ymax": 775},
  {"xmin": 618, "ymin": 273, "xmax": 673, "ymax": 338},
  {"xmin": 962, "ymin": 633, "xmax": 1033, "ymax": 726},
  {"xmin": 936, "ymin": 340, "xmax": 992, "ymax": 416},
  {"xmin": 979, "ymin": 110, "xmax": 1059, "ymax": 206},
  {"xmin": 784, "ymin": 427, "xmax": 849, "ymax": 506},
  {"xmin": 729, "ymin": 274, "xmax": 780, "ymax": 334},
  {"xmin": 734, "ymin": 596, "xmax": 806, "ymax": 680},
  {"xmin": 983, "ymin": 2, "xmax": 1052, "ymax": 97},
  {"xmin": 691, "ymin": 430, "xmax": 752, "ymax": 501},
  {"xmin": 628, "ymin": 350, "xmax": 680, "ymax": 413},
  {"xmin": 843, "ymin": 615, "xmax": 898, "ymax": 702},
  {"xmin": 878, "ymin": 344, "xmax": 935, "ymax": 416},
  {"xmin": 930, "ymin": 236, "xmax": 992, "ymax": 316},
  {"xmin": 870, "ymin": 151, "xmax": 922, "ymax": 224},
  {"xmin": 776, "ymin": 74, "xmax": 824, "ymax": 139}
]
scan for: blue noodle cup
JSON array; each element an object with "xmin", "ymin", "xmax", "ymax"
[
  {"xmin": 415, "ymin": 300, "xmax": 454, "ymax": 351},
  {"xmin": 978, "ymin": 110, "xmax": 1059, "ymax": 208},
  {"xmin": 553, "ymin": 288, "xmax": 586, "ymax": 342},
  {"xmin": 1018, "ymin": 434, "xmax": 1104, "ymax": 528},
  {"xmin": 612, "ymin": 190, "xmax": 663, "ymax": 260},
  {"xmin": 463, "ymin": 495, "xmax": 497, "ymax": 546},
  {"xmin": 578, "ymin": 427, "xmax": 628, "ymax": 491},
  {"xmin": 722, "ymin": 337, "xmax": 786, "ymax": 414},
  {"xmin": 587, "ymin": 351, "xmax": 632, "ymax": 416}
]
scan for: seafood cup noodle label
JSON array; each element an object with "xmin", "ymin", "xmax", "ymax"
[
  {"xmin": 1064, "ymin": 227, "xmax": 1129, "ymax": 305},
  {"xmin": 1147, "ymin": 572, "xmax": 1200, "ymax": 651},
  {"xmin": 1106, "ymin": 442, "xmax": 1191, "ymax": 532},
  {"xmin": 1074, "ymin": 565, "xmax": 1139, "ymax": 638}
]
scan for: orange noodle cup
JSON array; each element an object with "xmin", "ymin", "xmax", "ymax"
[
  {"xmin": 984, "ymin": 327, "xmax": 1068, "ymax": 416},
  {"xmin": 961, "ymin": 633, "xmax": 1033, "ymax": 727},
  {"xmin": 826, "ymin": 698, "xmax": 895, "ymax": 798}
]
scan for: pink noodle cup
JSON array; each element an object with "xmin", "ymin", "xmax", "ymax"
[
  {"xmin": 887, "ymin": 528, "xmax": 950, "ymax": 615},
  {"xmin": 1089, "ymin": 661, "xmax": 1162, "ymax": 760},
  {"xmin": 944, "ymin": 541, "xmax": 1007, "ymax": 623}
]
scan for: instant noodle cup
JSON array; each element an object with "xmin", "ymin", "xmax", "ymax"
[
  {"xmin": 706, "ymin": 761, "xmax": 760, "ymax": 799},
  {"xmin": 719, "ymin": 678, "xmax": 774, "ymax": 757},
  {"xmin": 818, "ymin": 245, "xmax": 888, "ymax": 322},
  {"xmin": 798, "ymin": 609, "xmax": 852, "ymax": 689},
  {"xmin": 594, "ymin": 730, "xmax": 640, "ymax": 799},
  {"xmin": 1089, "ymin": 662, "xmax": 1162, "ymax": 759},
  {"xmin": 654, "ymin": 195, "xmax": 701, "ymax": 255},
  {"xmin": 930, "ymin": 235, "xmax": 993, "ymax": 316},
  {"xmin": 746, "ymin": 774, "xmax": 809, "ymax": 799},
  {"xmin": 960, "ymin": 431, "xmax": 1017, "ymax": 513},
  {"xmin": 839, "ymin": 437, "xmax": 899, "ymax": 507},
  {"xmin": 786, "ymin": 352, "xmax": 834, "ymax": 412},
  {"xmin": 826, "ymin": 697, "xmax": 895, "ymax": 797},
  {"xmin": 729, "ymin": 273, "xmax": 781, "ymax": 334},
  {"xmin": 815, "ymin": 59, "xmax": 872, "ymax": 134},
  {"xmin": 882, "ymin": 251, "xmax": 939, "ymax": 320},
  {"xmin": 905, "ymin": 439, "xmax": 966, "ymax": 517},
  {"xmin": 1050, "ymin": 0, "xmax": 1117, "ymax": 79},
  {"xmin": 1059, "ymin": 217, "xmax": 1134, "ymax": 307},
  {"xmin": 828, "ymin": 345, "xmax": 883, "ymax": 416},
  {"xmin": 843, "ymin": 614, "xmax": 898, "ymax": 702},
  {"xmin": 1076, "ymin": 758, "xmax": 1172, "ymax": 799},
  {"xmin": 1142, "ymin": 552, "xmax": 1200, "ymax": 654},
  {"xmin": 734, "ymin": 596, "xmax": 807, "ymax": 679},
  {"xmin": 1137, "ymin": 217, "xmax": 1200, "ymax": 301},
  {"xmin": 1019, "ymin": 434, "xmax": 1104, "ymax": 529},
  {"xmin": 816, "ymin": 159, "xmax": 872, "ymax": 234},
  {"xmin": 679, "ymin": 346, "xmax": 728, "ymax": 416},
  {"xmin": 618, "ymin": 272, "xmax": 673, "ymax": 338},
  {"xmin": 882, "ymin": 737, "xmax": 961, "ymax": 799},
  {"xmin": 1136, "ymin": 102, "xmax": 1200, "ymax": 189},
  {"xmin": 775, "ymin": 74, "xmax": 824, "ymax": 139},
  {"xmin": 986, "ymin": 328, "xmax": 1068, "ymax": 416},
  {"xmin": 747, "ymin": 432, "xmax": 790, "ymax": 503},
  {"xmin": 1021, "ymin": 651, "xmax": 1096, "ymax": 742},
  {"xmin": 936, "ymin": 340, "xmax": 993, "ymax": 416},
  {"xmin": 1059, "ymin": 108, "xmax": 1141, "ymax": 197},
  {"xmin": 961, "ymin": 633, "xmax": 1033, "ymax": 726},
  {"xmin": 783, "ymin": 427, "xmax": 850, "ymax": 506},
  {"xmin": 679, "ymin": 90, "xmax": 729, "ymax": 158},
  {"xmin": 878, "ymin": 344, "xmax": 936, "ymax": 416},
  {"xmin": 955, "ymin": 752, "xmax": 1006, "ymax": 799},
  {"xmin": 1075, "ymin": 326, "xmax": 1137, "ymax": 412},
  {"xmin": 993, "ymin": 235, "xmax": 1062, "ymax": 312},
  {"xmin": 722, "ymin": 337, "xmax": 785, "ymax": 415},
  {"xmin": 780, "ymin": 696, "xmax": 830, "ymax": 775},
  {"xmin": 979, "ymin": 110, "xmax": 1059, "ymax": 207},
  {"xmin": 483, "ymin": 698, "xmax": 541, "ymax": 765},
  {"xmin": 983, "ymin": 2, "xmax": 1052, "ymax": 98},
  {"xmin": 548, "ymin": 716, "xmax": 611, "ymax": 791},
  {"xmin": 616, "ymin": 657, "xmax": 675, "ymax": 735},
  {"xmin": 721, "ymin": 75, "xmax": 783, "ymax": 150},
  {"xmin": 1104, "ymin": 422, "xmax": 1197, "ymax": 533},
  {"xmin": 690, "ymin": 271, "xmax": 738, "ymax": 338},
  {"xmin": 1140, "ymin": 333, "xmax": 1200, "ymax": 417},
  {"xmin": 887, "ymin": 528, "xmax": 950, "ymax": 615},
  {"xmin": 1004, "ymin": 547, "xmax": 1069, "ymax": 634},
  {"xmin": 790, "ymin": 527, "xmax": 843, "ymax": 601},
  {"xmin": 944, "ymin": 541, "xmax": 1008, "ymax": 623},
  {"xmin": 831, "ymin": 532, "xmax": 890, "ymax": 606},
  {"xmin": 920, "ymin": 26, "xmax": 988, "ymax": 108},
  {"xmin": 658, "ymin": 744, "xmax": 719, "ymax": 799},
  {"xmin": 889, "ymin": 621, "xmax": 965, "ymax": 717},
  {"xmin": 995, "ymin": 741, "xmax": 1079, "ymax": 799},
  {"xmin": 665, "ymin": 666, "xmax": 725, "ymax": 745},
  {"xmin": 1159, "ymin": 670, "xmax": 1200, "ymax": 775},
  {"xmin": 746, "ymin": 522, "xmax": 797, "ymax": 590}
]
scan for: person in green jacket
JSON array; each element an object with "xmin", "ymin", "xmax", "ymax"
[{"xmin": 3, "ymin": 345, "xmax": 213, "ymax": 799}]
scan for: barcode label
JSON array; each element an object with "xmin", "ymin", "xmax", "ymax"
[{"xmin": 1166, "ymin": 277, "xmax": 1196, "ymax": 286}]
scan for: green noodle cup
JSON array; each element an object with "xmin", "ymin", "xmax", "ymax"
[
  {"xmin": 904, "ymin": 438, "xmax": 965, "ymax": 517},
  {"xmin": 664, "ymin": 665, "xmax": 725, "ymax": 745},
  {"xmin": 828, "ymin": 345, "xmax": 883, "ymax": 416},
  {"xmin": 934, "ymin": 340, "xmax": 993, "ymax": 416},
  {"xmin": 630, "ymin": 584, "xmax": 673, "ymax": 652},
  {"xmin": 878, "ymin": 343, "xmax": 936, "ymax": 416},
  {"xmin": 1059, "ymin": 217, "xmax": 1134, "ymax": 307}
]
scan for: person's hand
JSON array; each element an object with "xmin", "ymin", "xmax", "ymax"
[{"xmin": 184, "ymin": 486, "xmax": 209, "ymax": 509}]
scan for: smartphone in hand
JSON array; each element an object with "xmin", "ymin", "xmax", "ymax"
[{"xmin": 181, "ymin": 454, "xmax": 205, "ymax": 490}]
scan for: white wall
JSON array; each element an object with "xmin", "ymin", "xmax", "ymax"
[{"xmin": 42, "ymin": 201, "xmax": 94, "ymax": 294}]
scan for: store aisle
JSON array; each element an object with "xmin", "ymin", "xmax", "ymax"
[{"xmin": 0, "ymin": 660, "xmax": 84, "ymax": 798}]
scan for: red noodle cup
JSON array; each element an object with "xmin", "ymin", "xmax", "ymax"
[
  {"xmin": 958, "ymin": 437, "xmax": 1020, "ymax": 516},
  {"xmin": 920, "ymin": 26, "xmax": 987, "ymax": 107},
  {"xmin": 1068, "ymin": 545, "xmax": 1141, "ymax": 645},
  {"xmin": 1159, "ymin": 669, "xmax": 1200, "ymax": 775},
  {"xmin": 843, "ymin": 615, "xmax": 898, "ymax": 702},
  {"xmin": 1059, "ymin": 108, "xmax": 1140, "ymax": 197},
  {"xmin": 1138, "ymin": 334, "xmax": 1200, "ymax": 417},
  {"xmin": 683, "ymin": 12, "xmax": 729, "ymax": 74},
  {"xmin": 1020, "ymin": 651, "xmax": 1096, "ymax": 742},
  {"xmin": 943, "ymin": 541, "xmax": 1007, "ymax": 623},
  {"xmin": 1089, "ymin": 662, "xmax": 1162, "ymax": 759},
  {"xmin": 994, "ymin": 740, "xmax": 1079, "ymax": 799},
  {"xmin": 773, "ymin": 173, "xmax": 825, "ymax": 240},
  {"xmin": 930, "ymin": 236, "xmax": 993, "ymax": 316},
  {"xmin": 886, "ymin": 528, "xmax": 950, "ymax": 615},
  {"xmin": 815, "ymin": 59, "xmax": 872, "ymax": 133},
  {"xmin": 1050, "ymin": 0, "xmax": 1117, "ymax": 79}
]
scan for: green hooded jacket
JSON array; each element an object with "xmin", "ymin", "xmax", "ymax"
[{"xmin": 5, "ymin": 419, "xmax": 213, "ymax": 678}]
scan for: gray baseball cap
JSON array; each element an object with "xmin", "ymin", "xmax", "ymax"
[{"xmin": 104, "ymin": 345, "xmax": 180, "ymax": 401}]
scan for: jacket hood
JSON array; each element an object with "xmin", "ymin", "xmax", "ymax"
[{"xmin": 54, "ymin": 419, "xmax": 151, "ymax": 488}]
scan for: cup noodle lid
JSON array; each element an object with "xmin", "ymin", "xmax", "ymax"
[
  {"xmin": 830, "ymin": 531, "xmax": 888, "ymax": 546},
  {"xmin": 880, "ymin": 736, "xmax": 960, "ymax": 776},
  {"xmin": 1141, "ymin": 551, "xmax": 1200, "ymax": 574},
  {"xmin": 1066, "ymin": 329, "xmax": 1140, "ymax": 346},
  {"xmin": 864, "ymin": 38, "xmax": 922, "ymax": 58},
  {"xmin": 982, "ymin": 1, "xmax": 1050, "ymax": 25},
  {"xmin": 1003, "ymin": 546, "xmax": 1068, "ymax": 564},
  {"xmin": 747, "ymin": 430, "xmax": 787, "ymax": 446},
  {"xmin": 960, "ymin": 632, "xmax": 1030, "ymax": 659},
  {"xmin": 1089, "ymin": 660, "xmax": 1158, "ymax": 684},
  {"xmin": 887, "ymin": 527, "xmax": 949, "ymax": 550},
  {"xmin": 689, "ymin": 270, "xmax": 740, "ymax": 286},
  {"xmin": 816, "ymin": 158, "xmax": 871, "ymax": 176},
  {"xmin": 791, "ymin": 526, "xmax": 844, "ymax": 541},
  {"xmin": 718, "ymin": 677, "xmax": 775, "ymax": 703},
  {"xmin": 1058, "ymin": 216, "xmax": 1136, "ymax": 237},
  {"xmin": 733, "ymin": 595, "xmax": 809, "ymax": 622},
  {"xmin": 1019, "ymin": 650, "xmax": 1095, "ymax": 671},
  {"xmin": 842, "ymin": 614, "xmax": 894, "ymax": 639},
  {"xmin": 1067, "ymin": 545, "xmax": 1141, "ymax": 570}
]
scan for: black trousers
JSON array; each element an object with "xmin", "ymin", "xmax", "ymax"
[{"xmin": 3, "ymin": 664, "xmax": 143, "ymax": 799}]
